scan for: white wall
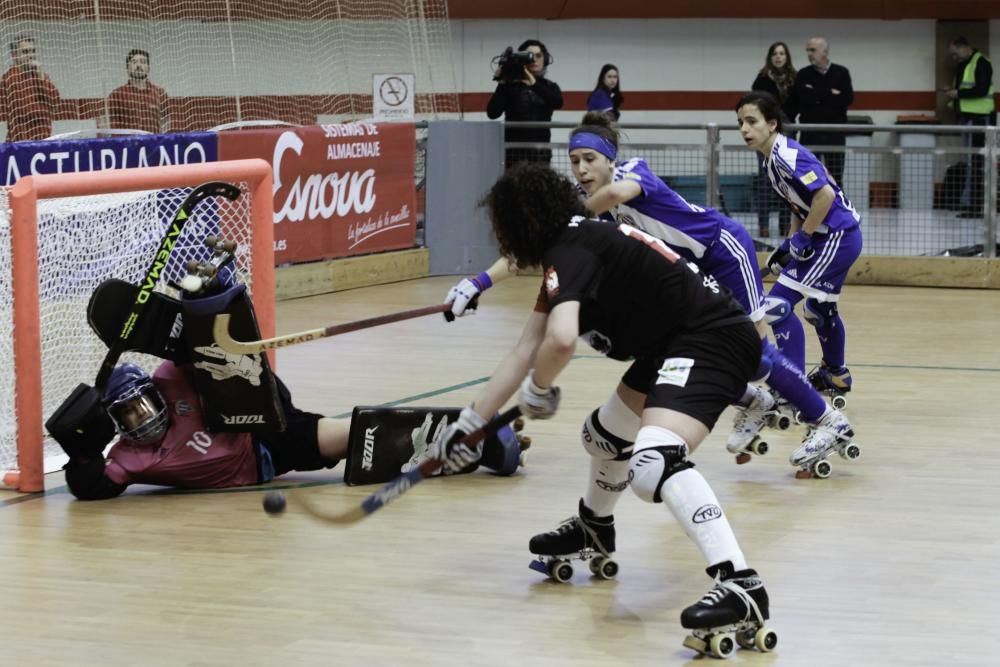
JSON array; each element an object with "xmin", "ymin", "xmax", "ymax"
[
  {"xmin": 2, "ymin": 17, "xmax": 997, "ymax": 140},
  {"xmin": 455, "ymin": 18, "xmax": 999, "ymax": 143}
]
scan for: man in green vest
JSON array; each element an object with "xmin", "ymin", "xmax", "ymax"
[{"xmin": 944, "ymin": 36, "xmax": 995, "ymax": 218}]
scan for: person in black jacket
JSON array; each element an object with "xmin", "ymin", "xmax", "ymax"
[
  {"xmin": 792, "ymin": 37, "xmax": 853, "ymax": 189},
  {"xmin": 486, "ymin": 39, "xmax": 563, "ymax": 167},
  {"xmin": 751, "ymin": 41, "xmax": 796, "ymax": 236}
]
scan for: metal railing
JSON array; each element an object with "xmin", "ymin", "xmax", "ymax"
[{"xmin": 503, "ymin": 121, "xmax": 1000, "ymax": 259}]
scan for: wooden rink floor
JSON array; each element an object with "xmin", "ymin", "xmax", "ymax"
[{"xmin": 2, "ymin": 276, "xmax": 999, "ymax": 666}]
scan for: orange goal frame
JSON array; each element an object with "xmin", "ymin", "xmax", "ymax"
[{"xmin": 2, "ymin": 159, "xmax": 275, "ymax": 493}]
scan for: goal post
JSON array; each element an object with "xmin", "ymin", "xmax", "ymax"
[{"xmin": 1, "ymin": 159, "xmax": 275, "ymax": 492}]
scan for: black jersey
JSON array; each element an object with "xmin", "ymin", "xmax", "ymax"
[{"xmin": 535, "ymin": 219, "xmax": 749, "ymax": 361}]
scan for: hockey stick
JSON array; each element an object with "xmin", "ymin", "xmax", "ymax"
[
  {"xmin": 94, "ymin": 181, "xmax": 241, "ymax": 389},
  {"xmin": 212, "ymin": 303, "xmax": 452, "ymax": 355},
  {"xmin": 290, "ymin": 406, "xmax": 523, "ymax": 526}
]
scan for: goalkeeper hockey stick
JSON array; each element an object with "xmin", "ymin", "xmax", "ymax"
[
  {"xmin": 94, "ymin": 181, "xmax": 241, "ymax": 389},
  {"xmin": 290, "ymin": 406, "xmax": 523, "ymax": 526},
  {"xmin": 212, "ymin": 303, "xmax": 452, "ymax": 354}
]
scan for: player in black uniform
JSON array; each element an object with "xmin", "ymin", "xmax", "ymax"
[{"xmin": 429, "ymin": 164, "xmax": 778, "ymax": 658}]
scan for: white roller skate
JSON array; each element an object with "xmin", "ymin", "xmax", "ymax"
[
  {"xmin": 528, "ymin": 499, "xmax": 618, "ymax": 583},
  {"xmin": 681, "ymin": 569, "xmax": 778, "ymax": 659},
  {"xmin": 726, "ymin": 387, "xmax": 791, "ymax": 464},
  {"xmin": 790, "ymin": 408, "xmax": 860, "ymax": 479}
]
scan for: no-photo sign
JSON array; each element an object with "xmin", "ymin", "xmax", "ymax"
[{"xmin": 373, "ymin": 73, "xmax": 415, "ymax": 121}]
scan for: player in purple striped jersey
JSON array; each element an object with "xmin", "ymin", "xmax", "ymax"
[
  {"xmin": 565, "ymin": 111, "xmax": 852, "ymax": 470},
  {"xmin": 445, "ymin": 111, "xmax": 857, "ymax": 473},
  {"xmin": 736, "ymin": 91, "xmax": 862, "ymax": 468}
]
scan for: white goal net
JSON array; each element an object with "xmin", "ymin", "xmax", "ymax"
[
  {"xmin": 0, "ymin": 183, "xmax": 260, "ymax": 483},
  {"xmin": 0, "ymin": 1, "xmax": 459, "ymax": 140}
]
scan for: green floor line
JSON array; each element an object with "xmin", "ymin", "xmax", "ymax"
[{"xmin": 4, "ymin": 353, "xmax": 996, "ymax": 507}]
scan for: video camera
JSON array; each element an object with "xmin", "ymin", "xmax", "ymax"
[{"xmin": 492, "ymin": 46, "xmax": 536, "ymax": 83}]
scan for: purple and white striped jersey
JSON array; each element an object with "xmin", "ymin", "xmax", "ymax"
[
  {"xmin": 765, "ymin": 134, "xmax": 862, "ymax": 232},
  {"xmin": 611, "ymin": 158, "xmax": 727, "ymax": 261}
]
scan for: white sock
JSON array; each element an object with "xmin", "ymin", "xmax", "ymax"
[
  {"xmin": 582, "ymin": 390, "xmax": 640, "ymax": 517},
  {"xmin": 661, "ymin": 468, "xmax": 748, "ymax": 571},
  {"xmin": 583, "ymin": 457, "xmax": 631, "ymax": 517}
]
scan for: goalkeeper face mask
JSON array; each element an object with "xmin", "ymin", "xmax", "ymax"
[{"xmin": 104, "ymin": 365, "xmax": 169, "ymax": 444}]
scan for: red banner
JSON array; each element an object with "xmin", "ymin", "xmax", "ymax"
[{"xmin": 218, "ymin": 122, "xmax": 416, "ymax": 264}]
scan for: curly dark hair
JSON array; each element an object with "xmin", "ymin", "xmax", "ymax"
[{"xmin": 478, "ymin": 163, "xmax": 586, "ymax": 269}]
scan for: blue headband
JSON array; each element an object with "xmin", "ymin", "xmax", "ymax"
[{"xmin": 568, "ymin": 132, "xmax": 617, "ymax": 161}]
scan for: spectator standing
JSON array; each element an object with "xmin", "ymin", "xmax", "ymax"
[
  {"xmin": 751, "ymin": 42, "xmax": 796, "ymax": 236},
  {"xmin": 108, "ymin": 49, "xmax": 169, "ymax": 134},
  {"xmin": 486, "ymin": 39, "xmax": 563, "ymax": 167},
  {"xmin": 0, "ymin": 35, "xmax": 61, "ymax": 142},
  {"xmin": 944, "ymin": 36, "xmax": 995, "ymax": 218},
  {"xmin": 793, "ymin": 37, "xmax": 853, "ymax": 188},
  {"xmin": 587, "ymin": 63, "xmax": 624, "ymax": 121}
]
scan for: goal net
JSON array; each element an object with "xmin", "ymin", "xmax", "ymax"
[
  {"xmin": 1, "ymin": 161, "xmax": 274, "ymax": 491},
  {"xmin": 0, "ymin": 1, "xmax": 459, "ymax": 138}
]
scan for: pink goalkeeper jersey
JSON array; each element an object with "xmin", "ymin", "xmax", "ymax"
[{"xmin": 104, "ymin": 362, "xmax": 260, "ymax": 489}]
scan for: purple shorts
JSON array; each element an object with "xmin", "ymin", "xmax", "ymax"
[
  {"xmin": 777, "ymin": 226, "xmax": 863, "ymax": 301},
  {"xmin": 700, "ymin": 218, "xmax": 767, "ymax": 321}
]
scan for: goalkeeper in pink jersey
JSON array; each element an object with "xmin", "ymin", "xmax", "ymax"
[
  {"xmin": 58, "ymin": 256, "xmax": 526, "ymax": 500},
  {"xmin": 63, "ymin": 359, "xmax": 348, "ymax": 500}
]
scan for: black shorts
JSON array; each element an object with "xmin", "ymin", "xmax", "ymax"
[
  {"xmin": 256, "ymin": 376, "xmax": 339, "ymax": 477},
  {"xmin": 621, "ymin": 321, "xmax": 761, "ymax": 430}
]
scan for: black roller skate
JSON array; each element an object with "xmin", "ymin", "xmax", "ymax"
[
  {"xmin": 681, "ymin": 567, "xmax": 778, "ymax": 659},
  {"xmin": 528, "ymin": 499, "xmax": 618, "ymax": 583},
  {"xmin": 808, "ymin": 362, "xmax": 852, "ymax": 410}
]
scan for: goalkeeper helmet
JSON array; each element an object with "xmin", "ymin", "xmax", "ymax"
[{"xmin": 102, "ymin": 363, "xmax": 168, "ymax": 444}]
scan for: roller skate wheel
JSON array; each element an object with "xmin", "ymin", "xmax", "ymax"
[
  {"xmin": 219, "ymin": 239, "xmax": 238, "ymax": 253},
  {"xmin": 793, "ymin": 410, "xmax": 803, "ymax": 425},
  {"xmin": 840, "ymin": 443, "xmax": 861, "ymax": 460},
  {"xmin": 203, "ymin": 235, "xmax": 219, "ymax": 248},
  {"xmin": 812, "ymin": 459, "xmax": 832, "ymax": 478},
  {"xmin": 518, "ymin": 435, "xmax": 532, "ymax": 450},
  {"xmin": 751, "ymin": 440, "xmax": 769, "ymax": 456},
  {"xmin": 549, "ymin": 559, "xmax": 574, "ymax": 583},
  {"xmin": 591, "ymin": 557, "xmax": 618, "ymax": 580},
  {"xmin": 734, "ymin": 452, "xmax": 751, "ymax": 465},
  {"xmin": 185, "ymin": 258, "xmax": 202, "ymax": 274},
  {"xmin": 755, "ymin": 627, "xmax": 778, "ymax": 652},
  {"xmin": 832, "ymin": 394, "xmax": 848, "ymax": 410},
  {"xmin": 682, "ymin": 635, "xmax": 708, "ymax": 655},
  {"xmin": 709, "ymin": 632, "xmax": 736, "ymax": 658},
  {"xmin": 775, "ymin": 414, "xmax": 792, "ymax": 430},
  {"xmin": 513, "ymin": 417, "xmax": 525, "ymax": 432}
]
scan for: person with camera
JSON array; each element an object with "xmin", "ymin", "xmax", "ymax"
[{"xmin": 486, "ymin": 39, "xmax": 563, "ymax": 167}]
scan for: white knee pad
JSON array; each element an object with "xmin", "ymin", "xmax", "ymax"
[
  {"xmin": 581, "ymin": 390, "xmax": 640, "ymax": 461},
  {"xmin": 628, "ymin": 425, "xmax": 693, "ymax": 504}
]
